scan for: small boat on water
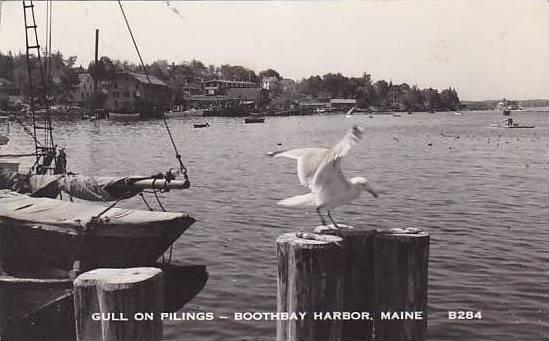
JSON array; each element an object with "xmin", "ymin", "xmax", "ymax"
[
  {"xmin": 245, "ymin": 115, "xmax": 265, "ymax": 124},
  {"xmin": 108, "ymin": 112, "xmax": 141, "ymax": 120},
  {"xmin": 193, "ymin": 122, "xmax": 210, "ymax": 128},
  {"xmin": 392, "ymin": 113, "xmax": 401, "ymax": 117},
  {"xmin": 165, "ymin": 108, "xmax": 204, "ymax": 118},
  {"xmin": 490, "ymin": 117, "xmax": 534, "ymax": 129},
  {"xmin": 454, "ymin": 111, "xmax": 463, "ymax": 116}
]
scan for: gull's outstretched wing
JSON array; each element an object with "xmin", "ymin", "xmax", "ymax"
[
  {"xmin": 311, "ymin": 126, "xmax": 364, "ymax": 195},
  {"xmin": 267, "ymin": 147, "xmax": 329, "ymax": 188}
]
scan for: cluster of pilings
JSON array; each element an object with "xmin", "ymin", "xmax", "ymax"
[{"xmin": 276, "ymin": 226, "xmax": 430, "ymax": 341}]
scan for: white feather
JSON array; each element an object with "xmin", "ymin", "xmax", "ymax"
[{"xmin": 277, "ymin": 193, "xmax": 316, "ymax": 207}]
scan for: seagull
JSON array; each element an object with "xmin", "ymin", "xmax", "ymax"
[{"xmin": 267, "ymin": 125, "xmax": 378, "ymax": 228}]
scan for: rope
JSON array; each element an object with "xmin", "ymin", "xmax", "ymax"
[
  {"xmin": 139, "ymin": 192, "xmax": 153, "ymax": 211},
  {"xmin": 13, "ymin": 115, "xmax": 42, "ymax": 147},
  {"xmin": 117, "ymin": 0, "xmax": 190, "ymax": 187},
  {"xmin": 151, "ymin": 178, "xmax": 167, "ymax": 212},
  {"xmin": 153, "ymin": 189, "xmax": 166, "ymax": 212},
  {"xmin": 68, "ymin": 198, "xmax": 122, "ymax": 265}
]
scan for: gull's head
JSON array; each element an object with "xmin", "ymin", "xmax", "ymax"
[{"xmin": 350, "ymin": 177, "xmax": 378, "ymax": 198}]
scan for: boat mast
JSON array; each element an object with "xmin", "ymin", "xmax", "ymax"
[
  {"xmin": 22, "ymin": 0, "xmax": 57, "ymax": 174},
  {"xmin": 93, "ymin": 28, "xmax": 99, "ymax": 111}
]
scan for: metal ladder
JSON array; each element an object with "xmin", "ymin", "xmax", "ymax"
[{"xmin": 22, "ymin": 0, "xmax": 56, "ymax": 174}]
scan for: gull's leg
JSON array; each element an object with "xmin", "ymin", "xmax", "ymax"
[
  {"xmin": 316, "ymin": 207, "xmax": 327, "ymax": 226},
  {"xmin": 327, "ymin": 210, "xmax": 340, "ymax": 229}
]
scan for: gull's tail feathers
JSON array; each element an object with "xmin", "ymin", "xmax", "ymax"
[{"xmin": 277, "ymin": 193, "xmax": 315, "ymax": 207}]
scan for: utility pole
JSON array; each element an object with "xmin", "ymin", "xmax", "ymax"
[
  {"xmin": 93, "ymin": 28, "xmax": 99, "ymax": 116},
  {"xmin": 94, "ymin": 29, "xmax": 99, "ymax": 96}
]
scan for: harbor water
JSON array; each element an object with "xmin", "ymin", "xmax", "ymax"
[{"xmin": 3, "ymin": 111, "xmax": 548, "ymax": 340}]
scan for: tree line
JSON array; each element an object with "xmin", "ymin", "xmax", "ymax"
[
  {"xmin": 0, "ymin": 51, "xmax": 460, "ymax": 111},
  {"xmin": 297, "ymin": 73, "xmax": 460, "ymax": 111}
]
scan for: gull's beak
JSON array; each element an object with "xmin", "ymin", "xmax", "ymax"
[{"xmin": 364, "ymin": 183, "xmax": 378, "ymax": 198}]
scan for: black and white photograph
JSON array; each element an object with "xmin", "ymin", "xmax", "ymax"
[{"xmin": 0, "ymin": 0, "xmax": 547, "ymax": 340}]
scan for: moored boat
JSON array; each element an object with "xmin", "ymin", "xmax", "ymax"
[
  {"xmin": 0, "ymin": 190, "xmax": 195, "ymax": 271},
  {"xmin": 193, "ymin": 122, "xmax": 210, "ymax": 128},
  {"xmin": 108, "ymin": 112, "xmax": 141, "ymax": 120},
  {"xmin": 165, "ymin": 108, "xmax": 204, "ymax": 118},
  {"xmin": 490, "ymin": 117, "xmax": 534, "ymax": 129},
  {"xmin": 244, "ymin": 115, "xmax": 265, "ymax": 124}
]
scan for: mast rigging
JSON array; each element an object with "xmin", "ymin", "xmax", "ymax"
[
  {"xmin": 117, "ymin": 0, "xmax": 189, "ymax": 188},
  {"xmin": 22, "ymin": 0, "xmax": 60, "ymax": 175}
]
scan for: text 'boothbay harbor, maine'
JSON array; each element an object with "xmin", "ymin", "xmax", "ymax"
[{"xmin": 0, "ymin": 1, "xmax": 548, "ymax": 341}]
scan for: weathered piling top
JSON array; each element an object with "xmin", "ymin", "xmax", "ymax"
[
  {"xmin": 74, "ymin": 267, "xmax": 163, "ymax": 290},
  {"xmin": 276, "ymin": 232, "xmax": 343, "ymax": 248}
]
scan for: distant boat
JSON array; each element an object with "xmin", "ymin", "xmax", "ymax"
[
  {"xmin": 193, "ymin": 122, "xmax": 210, "ymax": 128},
  {"xmin": 392, "ymin": 113, "xmax": 401, "ymax": 117},
  {"xmin": 165, "ymin": 108, "xmax": 204, "ymax": 118},
  {"xmin": 245, "ymin": 115, "xmax": 265, "ymax": 124},
  {"xmin": 454, "ymin": 112, "xmax": 463, "ymax": 116},
  {"xmin": 108, "ymin": 112, "xmax": 140, "ymax": 120},
  {"xmin": 490, "ymin": 117, "xmax": 534, "ymax": 129}
]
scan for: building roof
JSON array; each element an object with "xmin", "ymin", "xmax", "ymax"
[
  {"xmin": 262, "ymin": 76, "xmax": 279, "ymax": 82},
  {"xmin": 204, "ymin": 79, "xmax": 256, "ymax": 85},
  {"xmin": 330, "ymin": 98, "xmax": 357, "ymax": 104},
  {"xmin": 125, "ymin": 71, "xmax": 167, "ymax": 86}
]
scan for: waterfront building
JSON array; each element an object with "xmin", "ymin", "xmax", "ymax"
[
  {"xmin": 280, "ymin": 78, "xmax": 296, "ymax": 92},
  {"xmin": 330, "ymin": 98, "xmax": 357, "ymax": 110},
  {"xmin": 203, "ymin": 80, "xmax": 257, "ymax": 96},
  {"xmin": 68, "ymin": 73, "xmax": 94, "ymax": 104},
  {"xmin": 298, "ymin": 97, "xmax": 330, "ymax": 111},
  {"xmin": 103, "ymin": 71, "xmax": 170, "ymax": 113},
  {"xmin": 261, "ymin": 76, "xmax": 279, "ymax": 90}
]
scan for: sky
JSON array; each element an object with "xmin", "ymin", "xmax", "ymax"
[{"xmin": 0, "ymin": 0, "xmax": 548, "ymax": 100}]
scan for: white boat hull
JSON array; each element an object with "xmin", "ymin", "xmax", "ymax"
[{"xmin": 108, "ymin": 112, "xmax": 141, "ymax": 120}]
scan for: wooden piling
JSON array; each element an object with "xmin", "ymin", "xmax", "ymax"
[
  {"xmin": 373, "ymin": 228, "xmax": 429, "ymax": 340},
  {"xmin": 73, "ymin": 267, "xmax": 164, "ymax": 341},
  {"xmin": 276, "ymin": 232, "xmax": 345, "ymax": 341},
  {"xmin": 315, "ymin": 225, "xmax": 376, "ymax": 341}
]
